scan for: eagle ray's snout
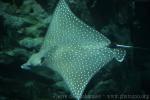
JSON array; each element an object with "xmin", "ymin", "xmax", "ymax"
[{"xmin": 21, "ymin": 63, "xmax": 31, "ymax": 70}]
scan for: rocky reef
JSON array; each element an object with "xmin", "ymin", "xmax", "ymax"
[{"xmin": 0, "ymin": 0, "xmax": 150, "ymax": 100}]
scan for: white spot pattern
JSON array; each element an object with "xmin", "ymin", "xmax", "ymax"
[{"xmin": 41, "ymin": 0, "xmax": 126, "ymax": 100}]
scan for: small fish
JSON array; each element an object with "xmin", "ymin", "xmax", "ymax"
[{"xmin": 21, "ymin": 0, "xmax": 126, "ymax": 100}]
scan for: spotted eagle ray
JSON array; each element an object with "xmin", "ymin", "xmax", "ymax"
[{"xmin": 21, "ymin": 0, "xmax": 126, "ymax": 100}]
